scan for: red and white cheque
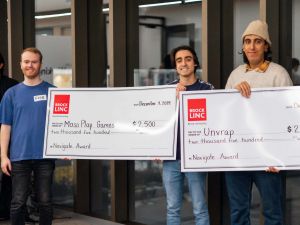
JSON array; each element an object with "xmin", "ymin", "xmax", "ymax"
[
  {"xmin": 180, "ymin": 86, "xmax": 300, "ymax": 171},
  {"xmin": 43, "ymin": 85, "xmax": 178, "ymax": 160}
]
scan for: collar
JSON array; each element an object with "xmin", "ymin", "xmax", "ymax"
[
  {"xmin": 245, "ymin": 60, "xmax": 270, "ymax": 73},
  {"xmin": 177, "ymin": 78, "xmax": 198, "ymax": 87}
]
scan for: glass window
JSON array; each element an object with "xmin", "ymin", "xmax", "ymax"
[
  {"xmin": 233, "ymin": 0, "xmax": 259, "ymax": 67},
  {"xmin": 291, "ymin": 0, "xmax": 300, "ymax": 85},
  {"xmin": 90, "ymin": 161, "xmax": 111, "ymax": 219},
  {"xmin": 232, "ymin": 1, "xmax": 261, "ymax": 224},
  {"xmin": 35, "ymin": 0, "xmax": 73, "ymax": 209},
  {"xmin": 35, "ymin": 2, "xmax": 111, "ymax": 219},
  {"xmin": 131, "ymin": 2, "xmax": 202, "ymax": 224},
  {"xmin": 286, "ymin": 1, "xmax": 300, "ymax": 225}
]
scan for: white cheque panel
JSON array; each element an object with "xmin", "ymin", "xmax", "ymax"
[
  {"xmin": 43, "ymin": 86, "xmax": 178, "ymax": 160},
  {"xmin": 180, "ymin": 87, "xmax": 300, "ymax": 171}
]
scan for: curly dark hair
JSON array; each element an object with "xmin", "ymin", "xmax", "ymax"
[{"xmin": 170, "ymin": 45, "xmax": 200, "ymax": 73}]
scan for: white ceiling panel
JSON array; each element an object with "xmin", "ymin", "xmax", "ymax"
[{"xmin": 35, "ymin": 0, "xmax": 109, "ymax": 13}]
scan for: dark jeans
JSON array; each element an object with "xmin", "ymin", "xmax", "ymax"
[
  {"xmin": 0, "ymin": 173, "xmax": 12, "ymax": 218},
  {"xmin": 11, "ymin": 160, "xmax": 55, "ymax": 225},
  {"xmin": 225, "ymin": 171, "xmax": 283, "ymax": 225}
]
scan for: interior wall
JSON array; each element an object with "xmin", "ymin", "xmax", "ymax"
[
  {"xmin": 139, "ymin": 4, "xmax": 202, "ymax": 69},
  {"xmin": 36, "ymin": 16, "xmax": 70, "ymax": 28},
  {"xmin": 36, "ymin": 35, "xmax": 72, "ymax": 84},
  {"xmin": 139, "ymin": 24, "xmax": 162, "ymax": 69}
]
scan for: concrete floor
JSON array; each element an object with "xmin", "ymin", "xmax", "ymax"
[{"xmin": 0, "ymin": 209, "xmax": 123, "ymax": 225}]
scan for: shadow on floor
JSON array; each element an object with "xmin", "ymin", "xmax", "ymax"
[{"xmin": 0, "ymin": 208, "xmax": 123, "ymax": 225}]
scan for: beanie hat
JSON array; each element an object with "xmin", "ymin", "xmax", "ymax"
[{"xmin": 242, "ymin": 20, "xmax": 271, "ymax": 46}]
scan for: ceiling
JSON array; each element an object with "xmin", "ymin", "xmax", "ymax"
[
  {"xmin": 34, "ymin": 0, "xmax": 199, "ymax": 13},
  {"xmin": 35, "ymin": 0, "xmax": 109, "ymax": 12},
  {"xmin": 35, "ymin": 0, "xmax": 71, "ymax": 12}
]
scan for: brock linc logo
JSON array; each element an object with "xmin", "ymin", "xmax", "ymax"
[
  {"xmin": 53, "ymin": 95, "xmax": 70, "ymax": 114},
  {"xmin": 187, "ymin": 98, "xmax": 207, "ymax": 121}
]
